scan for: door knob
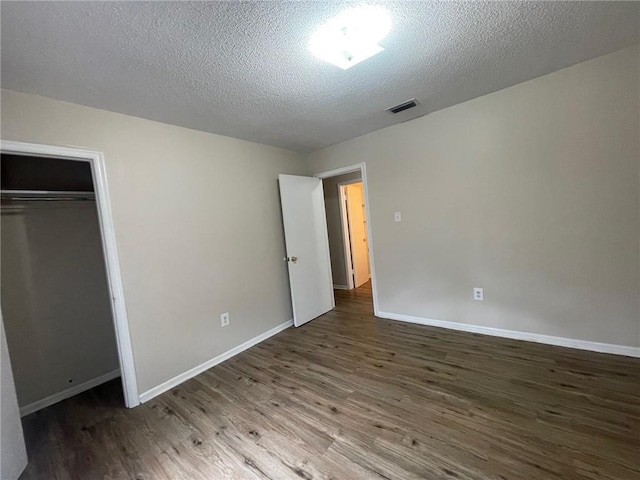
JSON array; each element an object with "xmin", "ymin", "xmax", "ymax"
[{"xmin": 289, "ymin": 256, "xmax": 298, "ymax": 263}]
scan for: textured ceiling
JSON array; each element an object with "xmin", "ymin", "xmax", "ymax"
[{"xmin": 1, "ymin": 1, "xmax": 639, "ymax": 153}]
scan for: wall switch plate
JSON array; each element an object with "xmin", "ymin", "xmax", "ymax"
[
  {"xmin": 473, "ymin": 288, "xmax": 484, "ymax": 301},
  {"xmin": 394, "ymin": 211, "xmax": 402, "ymax": 222},
  {"xmin": 220, "ymin": 312, "xmax": 230, "ymax": 327}
]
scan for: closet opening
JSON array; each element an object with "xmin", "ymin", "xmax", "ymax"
[{"xmin": 0, "ymin": 144, "xmax": 138, "ymax": 417}]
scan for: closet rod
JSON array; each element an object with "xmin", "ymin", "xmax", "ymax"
[{"xmin": 1, "ymin": 189, "xmax": 95, "ymax": 201}]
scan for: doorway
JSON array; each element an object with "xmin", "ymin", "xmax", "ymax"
[
  {"xmin": 317, "ymin": 163, "xmax": 377, "ymax": 313},
  {"xmin": 339, "ymin": 181, "xmax": 371, "ymax": 289},
  {"xmin": 277, "ymin": 162, "xmax": 378, "ymax": 327},
  {"xmin": 0, "ymin": 141, "xmax": 138, "ymax": 412}
]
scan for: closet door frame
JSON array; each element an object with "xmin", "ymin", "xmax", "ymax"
[{"xmin": 0, "ymin": 140, "xmax": 140, "ymax": 408}]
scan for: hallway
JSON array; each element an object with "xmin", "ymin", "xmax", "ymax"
[{"xmin": 334, "ymin": 281, "xmax": 374, "ymax": 316}]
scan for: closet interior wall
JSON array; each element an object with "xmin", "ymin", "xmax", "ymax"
[{"xmin": 1, "ymin": 154, "xmax": 120, "ymax": 414}]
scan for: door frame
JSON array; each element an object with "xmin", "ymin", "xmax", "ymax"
[
  {"xmin": 315, "ymin": 163, "xmax": 380, "ymax": 316},
  {"xmin": 0, "ymin": 140, "xmax": 140, "ymax": 408}
]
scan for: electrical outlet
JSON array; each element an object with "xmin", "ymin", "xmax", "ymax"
[
  {"xmin": 394, "ymin": 211, "xmax": 402, "ymax": 222},
  {"xmin": 220, "ymin": 312, "xmax": 230, "ymax": 327},
  {"xmin": 473, "ymin": 288, "xmax": 484, "ymax": 301}
]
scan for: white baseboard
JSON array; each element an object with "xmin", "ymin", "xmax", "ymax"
[
  {"xmin": 20, "ymin": 369, "xmax": 121, "ymax": 417},
  {"xmin": 333, "ymin": 284, "xmax": 349, "ymax": 290},
  {"xmin": 139, "ymin": 319, "xmax": 293, "ymax": 404},
  {"xmin": 377, "ymin": 311, "xmax": 640, "ymax": 358}
]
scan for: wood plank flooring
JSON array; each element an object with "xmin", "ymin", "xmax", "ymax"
[{"xmin": 20, "ymin": 282, "xmax": 640, "ymax": 479}]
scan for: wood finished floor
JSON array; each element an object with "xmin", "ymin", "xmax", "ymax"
[{"xmin": 20, "ymin": 282, "xmax": 640, "ymax": 480}]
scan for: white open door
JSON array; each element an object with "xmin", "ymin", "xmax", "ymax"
[
  {"xmin": 1, "ymin": 314, "xmax": 28, "ymax": 480},
  {"xmin": 278, "ymin": 174, "xmax": 334, "ymax": 327}
]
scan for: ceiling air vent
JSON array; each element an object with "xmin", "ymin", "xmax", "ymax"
[{"xmin": 387, "ymin": 98, "xmax": 418, "ymax": 114}]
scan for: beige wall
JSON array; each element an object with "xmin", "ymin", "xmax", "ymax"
[
  {"xmin": 309, "ymin": 45, "xmax": 640, "ymax": 348},
  {"xmin": 323, "ymin": 172, "xmax": 361, "ymax": 287},
  {"xmin": 0, "ymin": 90, "xmax": 308, "ymax": 394},
  {"xmin": 1, "ymin": 202, "xmax": 119, "ymax": 407}
]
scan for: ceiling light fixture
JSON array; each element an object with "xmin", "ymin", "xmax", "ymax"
[{"xmin": 309, "ymin": 6, "xmax": 391, "ymax": 70}]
